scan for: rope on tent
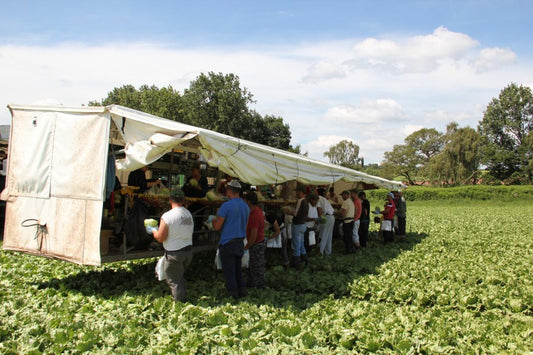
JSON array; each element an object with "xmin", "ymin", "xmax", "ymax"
[
  {"xmin": 21, "ymin": 218, "xmax": 48, "ymax": 252},
  {"xmin": 272, "ymin": 153, "xmax": 279, "ymax": 185},
  {"xmin": 295, "ymin": 157, "xmax": 298, "ymax": 181},
  {"xmin": 231, "ymin": 138, "xmax": 244, "ymax": 156}
]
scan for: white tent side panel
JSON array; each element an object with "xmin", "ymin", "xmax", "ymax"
[
  {"xmin": 3, "ymin": 197, "xmax": 103, "ymax": 265},
  {"xmin": 2, "ymin": 106, "xmax": 110, "ymax": 265}
]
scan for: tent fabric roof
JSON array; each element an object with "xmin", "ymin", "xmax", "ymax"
[{"xmin": 107, "ymin": 105, "xmax": 404, "ymax": 190}]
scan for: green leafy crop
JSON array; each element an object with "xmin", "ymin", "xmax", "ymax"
[{"xmin": 1, "ymin": 199, "xmax": 531, "ymax": 353}]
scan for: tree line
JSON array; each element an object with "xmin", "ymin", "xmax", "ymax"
[
  {"xmin": 326, "ymin": 83, "xmax": 533, "ymax": 185},
  {"xmin": 91, "ymin": 76, "xmax": 532, "ymax": 186},
  {"xmin": 89, "ymin": 72, "xmax": 299, "ymax": 153}
]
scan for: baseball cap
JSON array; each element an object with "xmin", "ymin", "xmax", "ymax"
[{"xmin": 227, "ymin": 180, "xmax": 242, "ymax": 189}]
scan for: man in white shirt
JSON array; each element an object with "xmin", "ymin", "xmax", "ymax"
[
  {"xmin": 150, "ymin": 189, "xmax": 194, "ymax": 302},
  {"xmin": 351, "ymin": 189, "xmax": 362, "ymax": 249},
  {"xmin": 317, "ymin": 188, "xmax": 335, "ymax": 256}
]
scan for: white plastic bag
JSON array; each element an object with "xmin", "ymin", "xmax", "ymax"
[
  {"xmin": 241, "ymin": 250, "xmax": 249, "ymax": 268},
  {"xmin": 155, "ymin": 256, "xmax": 166, "ymax": 281},
  {"xmin": 215, "ymin": 249, "xmax": 223, "ymax": 270},
  {"xmin": 308, "ymin": 231, "xmax": 316, "ymax": 246},
  {"xmin": 214, "ymin": 240, "xmax": 249, "ymax": 270},
  {"xmin": 381, "ymin": 220, "xmax": 393, "ymax": 232},
  {"xmin": 266, "ymin": 234, "xmax": 282, "ymax": 248}
]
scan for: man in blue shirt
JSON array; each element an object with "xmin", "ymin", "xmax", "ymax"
[{"xmin": 212, "ymin": 180, "xmax": 250, "ymax": 299}]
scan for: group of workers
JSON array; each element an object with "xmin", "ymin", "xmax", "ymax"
[{"xmin": 140, "ymin": 162, "xmax": 407, "ymax": 302}]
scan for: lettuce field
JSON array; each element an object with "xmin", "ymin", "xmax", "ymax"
[{"xmin": 1, "ymin": 200, "xmax": 532, "ymax": 353}]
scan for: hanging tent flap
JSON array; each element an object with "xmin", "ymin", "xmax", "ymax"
[{"xmin": 108, "ymin": 105, "xmax": 200, "ymax": 171}]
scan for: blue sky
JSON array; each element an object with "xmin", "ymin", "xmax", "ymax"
[{"xmin": 1, "ymin": 0, "xmax": 532, "ymax": 163}]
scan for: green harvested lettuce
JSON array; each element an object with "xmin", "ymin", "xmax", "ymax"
[{"xmin": 144, "ymin": 219, "xmax": 158, "ymax": 228}]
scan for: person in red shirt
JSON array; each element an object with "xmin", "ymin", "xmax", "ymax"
[
  {"xmin": 381, "ymin": 192, "xmax": 396, "ymax": 244},
  {"xmin": 243, "ymin": 190, "xmax": 266, "ymax": 289}
]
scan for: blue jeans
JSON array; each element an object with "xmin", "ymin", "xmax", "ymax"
[
  {"xmin": 291, "ymin": 223, "xmax": 307, "ymax": 257},
  {"xmin": 219, "ymin": 238, "xmax": 245, "ymax": 297}
]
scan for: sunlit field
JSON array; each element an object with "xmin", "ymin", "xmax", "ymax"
[{"xmin": 1, "ymin": 200, "xmax": 531, "ymax": 353}]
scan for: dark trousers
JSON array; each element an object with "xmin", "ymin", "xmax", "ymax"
[
  {"xmin": 383, "ymin": 230, "xmax": 394, "ymax": 244},
  {"xmin": 342, "ymin": 221, "xmax": 354, "ymax": 253},
  {"xmin": 397, "ymin": 217, "xmax": 406, "ymax": 236},
  {"xmin": 219, "ymin": 238, "xmax": 245, "ymax": 298},
  {"xmin": 248, "ymin": 240, "xmax": 266, "ymax": 288},
  {"xmin": 359, "ymin": 219, "xmax": 369, "ymax": 247},
  {"xmin": 164, "ymin": 248, "xmax": 193, "ymax": 302}
]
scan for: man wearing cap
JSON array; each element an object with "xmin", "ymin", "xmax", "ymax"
[
  {"xmin": 149, "ymin": 189, "xmax": 194, "ymax": 302},
  {"xmin": 212, "ymin": 180, "xmax": 250, "ymax": 299},
  {"xmin": 337, "ymin": 190, "xmax": 355, "ymax": 253},
  {"xmin": 381, "ymin": 192, "xmax": 396, "ymax": 244}
]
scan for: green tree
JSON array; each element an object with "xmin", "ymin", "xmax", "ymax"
[
  {"xmin": 262, "ymin": 115, "xmax": 292, "ymax": 150},
  {"xmin": 90, "ymin": 73, "xmax": 294, "ymax": 151},
  {"xmin": 90, "ymin": 84, "xmax": 183, "ymax": 121},
  {"xmin": 404, "ymin": 128, "xmax": 444, "ymax": 164},
  {"xmin": 381, "ymin": 144, "xmax": 419, "ymax": 184},
  {"xmin": 361, "ymin": 163, "xmax": 388, "ymax": 179},
  {"xmin": 181, "ymin": 72, "xmax": 254, "ymax": 138},
  {"xmin": 381, "ymin": 128, "xmax": 444, "ymax": 184},
  {"xmin": 181, "ymin": 72, "xmax": 293, "ymax": 150},
  {"xmin": 323, "ymin": 140, "xmax": 360, "ymax": 168},
  {"xmin": 426, "ymin": 123, "xmax": 480, "ymax": 185},
  {"xmin": 478, "ymin": 83, "xmax": 533, "ymax": 183}
]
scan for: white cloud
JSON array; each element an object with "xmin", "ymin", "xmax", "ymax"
[
  {"xmin": 475, "ymin": 47, "xmax": 516, "ymax": 72},
  {"xmin": 324, "ymin": 98, "xmax": 406, "ymax": 125},
  {"xmin": 301, "ymin": 61, "xmax": 347, "ymax": 83},
  {"xmin": 0, "ymin": 26, "xmax": 530, "ymax": 165},
  {"xmin": 302, "ymin": 135, "xmax": 356, "ymax": 163},
  {"xmin": 346, "ymin": 26, "xmax": 481, "ymax": 74}
]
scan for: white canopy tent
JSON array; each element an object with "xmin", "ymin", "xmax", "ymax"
[
  {"xmin": 2, "ymin": 104, "xmax": 403, "ymax": 265},
  {"xmin": 107, "ymin": 105, "xmax": 404, "ymax": 190}
]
